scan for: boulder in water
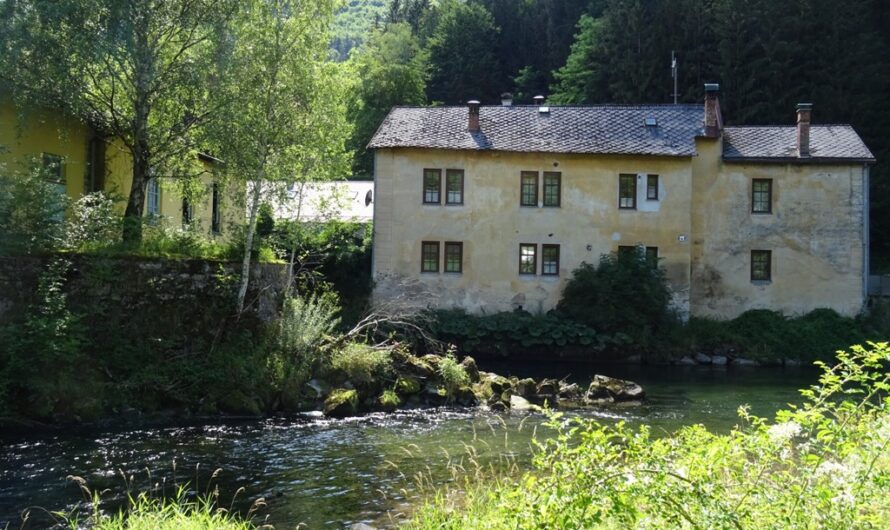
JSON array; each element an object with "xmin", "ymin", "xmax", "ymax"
[{"xmin": 585, "ymin": 375, "xmax": 645, "ymax": 403}]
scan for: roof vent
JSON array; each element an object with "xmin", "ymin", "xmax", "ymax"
[
  {"xmin": 538, "ymin": 106, "xmax": 550, "ymax": 115},
  {"xmin": 645, "ymin": 117, "xmax": 658, "ymax": 127},
  {"xmin": 533, "ymin": 95, "xmax": 545, "ymax": 105},
  {"xmin": 501, "ymin": 92, "xmax": 513, "ymax": 106}
]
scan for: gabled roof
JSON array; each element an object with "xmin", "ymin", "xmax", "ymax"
[
  {"xmin": 368, "ymin": 104, "xmax": 705, "ymax": 157},
  {"xmin": 722, "ymin": 125, "xmax": 874, "ymax": 163}
]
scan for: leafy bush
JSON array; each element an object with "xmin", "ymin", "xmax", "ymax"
[
  {"xmin": 329, "ymin": 342, "xmax": 393, "ymax": 385},
  {"xmin": 0, "ymin": 164, "xmax": 68, "ymax": 255},
  {"xmin": 438, "ymin": 352, "xmax": 470, "ymax": 396},
  {"xmin": 432, "ymin": 309, "xmax": 602, "ymax": 356},
  {"xmin": 65, "ymin": 192, "xmax": 121, "ymax": 248},
  {"xmin": 557, "ymin": 249, "xmax": 675, "ymax": 349},
  {"xmin": 408, "ymin": 343, "xmax": 890, "ymax": 529},
  {"xmin": 274, "ymin": 294, "xmax": 341, "ymax": 387}
]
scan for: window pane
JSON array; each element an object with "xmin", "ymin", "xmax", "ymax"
[
  {"xmin": 521, "ymin": 172, "xmax": 538, "ymax": 206},
  {"xmin": 422, "ymin": 242, "xmax": 439, "ymax": 272},
  {"xmin": 543, "ymin": 172, "xmax": 561, "ymax": 207},
  {"xmin": 647, "ymin": 174, "xmax": 658, "ymax": 200},
  {"xmin": 446, "ymin": 170, "xmax": 463, "ymax": 204},
  {"xmin": 423, "ymin": 169, "xmax": 441, "ymax": 204},
  {"xmin": 519, "ymin": 244, "xmax": 536, "ymax": 274},
  {"xmin": 542, "ymin": 244, "xmax": 559, "ymax": 275},
  {"xmin": 619, "ymin": 174, "xmax": 636, "ymax": 209},
  {"xmin": 444, "ymin": 242, "xmax": 462, "ymax": 273},
  {"xmin": 752, "ymin": 179, "xmax": 771, "ymax": 213},
  {"xmin": 646, "ymin": 246, "xmax": 658, "ymax": 265},
  {"xmin": 42, "ymin": 153, "xmax": 63, "ymax": 182},
  {"xmin": 751, "ymin": 250, "xmax": 771, "ymax": 281}
]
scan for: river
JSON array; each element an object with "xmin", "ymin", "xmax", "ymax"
[{"xmin": 0, "ymin": 363, "xmax": 816, "ymax": 529}]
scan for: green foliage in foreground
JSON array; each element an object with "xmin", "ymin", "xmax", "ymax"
[{"xmin": 408, "ymin": 343, "xmax": 890, "ymax": 529}]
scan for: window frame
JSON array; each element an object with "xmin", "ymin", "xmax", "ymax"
[
  {"xmin": 646, "ymin": 174, "xmax": 659, "ymax": 201},
  {"xmin": 751, "ymin": 249, "xmax": 772, "ymax": 282},
  {"xmin": 423, "ymin": 168, "xmax": 442, "ymax": 204},
  {"xmin": 752, "ymin": 178, "xmax": 772, "ymax": 214},
  {"xmin": 645, "ymin": 246, "xmax": 658, "ymax": 265},
  {"xmin": 619, "ymin": 174, "xmax": 637, "ymax": 209},
  {"xmin": 542, "ymin": 244, "xmax": 560, "ymax": 276},
  {"xmin": 444, "ymin": 241, "xmax": 463, "ymax": 273},
  {"xmin": 445, "ymin": 169, "xmax": 464, "ymax": 205},
  {"xmin": 520, "ymin": 171, "xmax": 538, "ymax": 207},
  {"xmin": 181, "ymin": 197, "xmax": 194, "ymax": 227},
  {"xmin": 41, "ymin": 152, "xmax": 64, "ymax": 182},
  {"xmin": 543, "ymin": 172, "xmax": 561, "ymax": 207},
  {"xmin": 519, "ymin": 243, "xmax": 537, "ymax": 275},
  {"xmin": 211, "ymin": 182, "xmax": 222, "ymax": 234},
  {"xmin": 146, "ymin": 177, "xmax": 161, "ymax": 218},
  {"xmin": 421, "ymin": 241, "xmax": 440, "ymax": 273}
]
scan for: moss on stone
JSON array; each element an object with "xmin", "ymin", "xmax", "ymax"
[
  {"xmin": 378, "ymin": 390, "xmax": 401, "ymax": 410},
  {"xmin": 396, "ymin": 376, "xmax": 421, "ymax": 395},
  {"xmin": 323, "ymin": 388, "xmax": 358, "ymax": 417}
]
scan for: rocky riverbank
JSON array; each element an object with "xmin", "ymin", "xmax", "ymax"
[{"xmin": 318, "ymin": 351, "xmax": 645, "ymax": 418}]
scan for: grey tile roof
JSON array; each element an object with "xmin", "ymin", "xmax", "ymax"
[
  {"xmin": 723, "ymin": 125, "xmax": 874, "ymax": 163},
  {"xmin": 368, "ymin": 104, "xmax": 705, "ymax": 157}
]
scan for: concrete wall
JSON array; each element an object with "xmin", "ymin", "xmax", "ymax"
[
  {"xmin": 373, "ymin": 147, "xmax": 694, "ymax": 315},
  {"xmin": 374, "ymin": 142, "xmax": 867, "ymax": 318}
]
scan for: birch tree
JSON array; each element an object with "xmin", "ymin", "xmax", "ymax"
[
  {"xmin": 1, "ymin": 0, "xmax": 236, "ymax": 242},
  {"xmin": 210, "ymin": 0, "xmax": 351, "ymax": 314}
]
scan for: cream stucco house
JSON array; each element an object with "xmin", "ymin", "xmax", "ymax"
[{"xmin": 368, "ymin": 85, "xmax": 874, "ymax": 319}]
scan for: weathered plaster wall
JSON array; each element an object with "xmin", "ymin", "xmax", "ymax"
[
  {"xmin": 373, "ymin": 147, "xmax": 694, "ymax": 314},
  {"xmin": 690, "ymin": 141, "xmax": 866, "ymax": 317}
]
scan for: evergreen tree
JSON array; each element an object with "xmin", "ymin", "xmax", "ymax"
[{"xmin": 426, "ymin": 0, "xmax": 503, "ymax": 103}]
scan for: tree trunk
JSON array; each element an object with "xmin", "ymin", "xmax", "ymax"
[
  {"xmin": 122, "ymin": 5, "xmax": 152, "ymax": 243},
  {"xmin": 236, "ymin": 180, "xmax": 264, "ymax": 314}
]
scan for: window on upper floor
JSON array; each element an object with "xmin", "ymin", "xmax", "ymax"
[
  {"xmin": 542, "ymin": 244, "xmax": 560, "ymax": 276},
  {"xmin": 521, "ymin": 171, "xmax": 538, "ymax": 206},
  {"xmin": 543, "ymin": 172, "xmax": 561, "ymax": 207},
  {"xmin": 41, "ymin": 153, "xmax": 63, "ymax": 182},
  {"xmin": 423, "ymin": 169, "xmax": 441, "ymax": 204},
  {"xmin": 751, "ymin": 250, "xmax": 772, "ymax": 282},
  {"xmin": 519, "ymin": 243, "xmax": 537, "ymax": 275},
  {"xmin": 752, "ymin": 179, "xmax": 772, "ymax": 214},
  {"xmin": 646, "ymin": 174, "xmax": 659, "ymax": 200},
  {"xmin": 444, "ymin": 241, "xmax": 463, "ymax": 273},
  {"xmin": 446, "ymin": 169, "xmax": 464, "ymax": 205},
  {"xmin": 421, "ymin": 241, "xmax": 440, "ymax": 272},
  {"xmin": 619, "ymin": 174, "xmax": 636, "ymax": 209}
]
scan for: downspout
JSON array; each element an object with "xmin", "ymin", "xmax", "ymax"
[{"xmin": 863, "ymin": 164, "xmax": 870, "ymax": 304}]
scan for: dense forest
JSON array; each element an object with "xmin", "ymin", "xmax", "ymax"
[{"xmin": 337, "ymin": 0, "xmax": 890, "ymax": 256}]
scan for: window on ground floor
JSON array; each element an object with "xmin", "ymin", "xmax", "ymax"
[
  {"xmin": 421, "ymin": 241, "xmax": 440, "ymax": 272},
  {"xmin": 751, "ymin": 249, "xmax": 772, "ymax": 281},
  {"xmin": 519, "ymin": 243, "xmax": 537, "ymax": 275}
]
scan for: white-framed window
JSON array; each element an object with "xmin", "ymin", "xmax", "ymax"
[{"xmin": 146, "ymin": 178, "xmax": 160, "ymax": 217}]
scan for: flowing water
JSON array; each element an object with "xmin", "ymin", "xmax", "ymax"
[{"xmin": 0, "ymin": 363, "xmax": 816, "ymax": 529}]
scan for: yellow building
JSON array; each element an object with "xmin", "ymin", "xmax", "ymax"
[
  {"xmin": 368, "ymin": 86, "xmax": 874, "ymax": 318},
  {"xmin": 0, "ymin": 97, "xmax": 242, "ymax": 237}
]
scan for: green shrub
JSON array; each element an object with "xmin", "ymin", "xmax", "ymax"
[
  {"xmin": 65, "ymin": 192, "xmax": 121, "ymax": 248},
  {"xmin": 408, "ymin": 343, "xmax": 890, "ymax": 529},
  {"xmin": 432, "ymin": 309, "xmax": 602, "ymax": 355},
  {"xmin": 438, "ymin": 352, "xmax": 470, "ymax": 396},
  {"xmin": 329, "ymin": 342, "xmax": 393, "ymax": 384},
  {"xmin": 557, "ymin": 249, "xmax": 675, "ymax": 349},
  {"xmin": 0, "ymin": 164, "xmax": 68, "ymax": 255},
  {"xmin": 273, "ymin": 293, "xmax": 341, "ymax": 388}
]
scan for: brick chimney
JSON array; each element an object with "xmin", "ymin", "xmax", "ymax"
[
  {"xmin": 703, "ymin": 83, "xmax": 722, "ymax": 138},
  {"xmin": 797, "ymin": 103, "xmax": 813, "ymax": 157},
  {"xmin": 468, "ymin": 100, "xmax": 480, "ymax": 132}
]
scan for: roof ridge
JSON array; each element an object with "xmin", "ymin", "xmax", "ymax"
[
  {"xmin": 389, "ymin": 103, "xmax": 704, "ymax": 110},
  {"xmin": 725, "ymin": 124, "xmax": 856, "ymax": 129}
]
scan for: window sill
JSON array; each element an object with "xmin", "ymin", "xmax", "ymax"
[
  {"xmin": 751, "ymin": 212, "xmax": 773, "ymax": 216},
  {"xmin": 751, "ymin": 280, "xmax": 772, "ymax": 285},
  {"xmin": 444, "ymin": 203, "xmax": 464, "ymax": 207}
]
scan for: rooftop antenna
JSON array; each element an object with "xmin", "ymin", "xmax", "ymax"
[{"xmin": 671, "ymin": 51, "xmax": 679, "ymax": 104}]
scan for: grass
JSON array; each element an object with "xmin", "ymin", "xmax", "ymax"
[
  {"xmin": 329, "ymin": 342, "xmax": 393, "ymax": 384},
  {"xmin": 404, "ymin": 343, "xmax": 890, "ymax": 529}
]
